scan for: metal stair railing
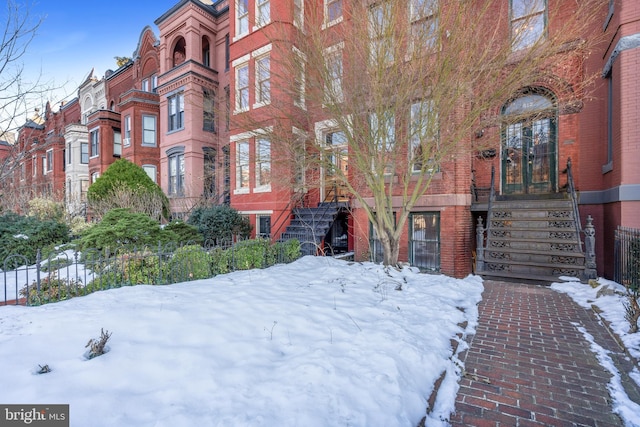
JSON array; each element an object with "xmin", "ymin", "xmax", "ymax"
[
  {"xmin": 476, "ymin": 164, "xmax": 495, "ymax": 273},
  {"xmin": 270, "ymin": 191, "xmax": 306, "ymax": 242},
  {"xmin": 565, "ymin": 157, "xmax": 584, "ymax": 253}
]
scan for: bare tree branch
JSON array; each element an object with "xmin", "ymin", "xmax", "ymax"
[{"xmin": 231, "ymin": 0, "xmax": 606, "ymax": 266}]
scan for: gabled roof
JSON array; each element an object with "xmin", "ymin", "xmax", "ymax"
[{"xmin": 132, "ymin": 25, "xmax": 160, "ymax": 61}]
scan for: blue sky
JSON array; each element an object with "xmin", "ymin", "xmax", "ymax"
[{"xmin": 20, "ymin": 0, "xmax": 177, "ymax": 111}]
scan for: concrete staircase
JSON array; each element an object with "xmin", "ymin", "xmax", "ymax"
[
  {"xmin": 279, "ymin": 203, "xmax": 341, "ymax": 256},
  {"xmin": 479, "ymin": 195, "xmax": 586, "ymax": 283}
]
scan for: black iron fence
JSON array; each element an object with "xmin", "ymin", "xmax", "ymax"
[
  {"xmin": 614, "ymin": 226, "xmax": 640, "ymax": 290},
  {"xmin": 2, "ymin": 238, "xmax": 301, "ymax": 306}
]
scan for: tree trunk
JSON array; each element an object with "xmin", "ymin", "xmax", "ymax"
[{"xmin": 379, "ymin": 229, "xmax": 400, "ymax": 267}]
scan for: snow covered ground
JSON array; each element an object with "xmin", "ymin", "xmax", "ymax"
[
  {"xmin": 0, "ymin": 256, "xmax": 483, "ymax": 427},
  {"xmin": 552, "ymin": 278, "xmax": 640, "ymax": 427}
]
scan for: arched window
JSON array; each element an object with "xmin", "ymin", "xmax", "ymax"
[
  {"xmin": 172, "ymin": 37, "xmax": 186, "ymax": 67},
  {"xmin": 501, "ymin": 89, "xmax": 557, "ymax": 194},
  {"xmin": 202, "ymin": 36, "xmax": 211, "ymax": 67}
]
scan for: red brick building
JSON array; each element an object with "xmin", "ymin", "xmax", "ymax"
[
  {"xmin": 577, "ymin": 0, "xmax": 640, "ymax": 278},
  {"xmin": 6, "ymin": 0, "xmax": 639, "ymax": 280}
]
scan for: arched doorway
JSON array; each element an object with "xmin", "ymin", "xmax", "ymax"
[{"xmin": 501, "ymin": 90, "xmax": 557, "ymax": 194}]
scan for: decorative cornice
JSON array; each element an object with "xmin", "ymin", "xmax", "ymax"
[{"xmin": 603, "ymin": 33, "xmax": 640, "ymax": 77}]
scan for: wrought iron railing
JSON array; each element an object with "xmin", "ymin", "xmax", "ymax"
[
  {"xmin": 2, "ymin": 238, "xmax": 301, "ymax": 306},
  {"xmin": 565, "ymin": 157, "xmax": 584, "ymax": 252},
  {"xmin": 269, "ymin": 190, "xmax": 306, "ymax": 242},
  {"xmin": 475, "ymin": 164, "xmax": 495, "ymax": 272},
  {"xmin": 614, "ymin": 226, "xmax": 640, "ymax": 290}
]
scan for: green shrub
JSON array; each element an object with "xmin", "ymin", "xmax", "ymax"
[
  {"xmin": 78, "ymin": 209, "xmax": 177, "ymax": 251},
  {"xmin": 87, "ymin": 159, "xmax": 170, "ymax": 220},
  {"xmin": 164, "ymin": 220, "xmax": 203, "ymax": 245},
  {"xmin": 275, "ymin": 239, "xmax": 302, "ymax": 263},
  {"xmin": 168, "ymin": 245, "xmax": 212, "ymax": 281},
  {"xmin": 210, "ymin": 247, "xmax": 231, "ymax": 275},
  {"xmin": 121, "ymin": 250, "xmax": 165, "ymax": 285},
  {"xmin": 0, "ymin": 212, "xmax": 70, "ymax": 265},
  {"xmin": 232, "ymin": 239, "xmax": 273, "ymax": 270},
  {"xmin": 85, "ymin": 271, "xmax": 122, "ymax": 293},
  {"xmin": 187, "ymin": 205, "xmax": 252, "ymax": 243}
]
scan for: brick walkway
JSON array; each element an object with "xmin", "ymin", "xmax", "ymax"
[{"xmin": 451, "ymin": 280, "xmax": 630, "ymax": 427}]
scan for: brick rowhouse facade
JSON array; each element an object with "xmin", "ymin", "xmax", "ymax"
[{"xmin": 5, "ymin": 0, "xmax": 639, "ymax": 279}]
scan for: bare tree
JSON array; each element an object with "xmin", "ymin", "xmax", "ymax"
[
  {"xmin": 0, "ymin": 0, "xmax": 55, "ymax": 210},
  {"xmin": 235, "ymin": 0, "xmax": 607, "ymax": 266}
]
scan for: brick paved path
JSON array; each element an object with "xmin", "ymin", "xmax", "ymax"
[{"xmin": 451, "ymin": 280, "xmax": 627, "ymax": 427}]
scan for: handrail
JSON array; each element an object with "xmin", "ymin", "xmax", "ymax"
[
  {"xmin": 485, "ymin": 164, "xmax": 496, "ymax": 236},
  {"xmin": 270, "ymin": 190, "xmax": 306, "ymax": 242},
  {"xmin": 476, "ymin": 164, "xmax": 495, "ymax": 274},
  {"xmin": 566, "ymin": 157, "xmax": 584, "ymax": 251}
]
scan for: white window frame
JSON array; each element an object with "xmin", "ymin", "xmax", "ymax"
[
  {"xmin": 255, "ymin": 137, "xmax": 271, "ymax": 192},
  {"xmin": 255, "ymin": 0, "xmax": 270, "ymax": 29},
  {"xmin": 235, "ymin": 139, "xmax": 250, "ymax": 194},
  {"xmin": 45, "ymin": 149, "xmax": 53, "ymax": 173},
  {"xmin": 89, "ymin": 128, "xmax": 99, "ymax": 158},
  {"xmin": 294, "ymin": 0, "xmax": 304, "ymax": 29},
  {"xmin": 168, "ymin": 91, "xmax": 185, "ymax": 132},
  {"xmin": 410, "ymin": 99, "xmax": 439, "ymax": 174},
  {"xmin": 254, "ymin": 54, "xmax": 271, "ymax": 108},
  {"xmin": 80, "ymin": 142, "xmax": 89, "ymax": 164},
  {"xmin": 235, "ymin": 0, "xmax": 249, "ymax": 40},
  {"xmin": 32, "ymin": 155, "xmax": 36, "ymax": 176},
  {"xmin": 113, "ymin": 130, "xmax": 122, "ymax": 157},
  {"xmin": 323, "ymin": 0, "xmax": 343, "ymax": 28},
  {"xmin": 142, "ymin": 78, "xmax": 149, "ymax": 92},
  {"xmin": 233, "ymin": 55, "xmax": 250, "ymax": 113},
  {"xmin": 256, "ymin": 213, "xmax": 272, "ymax": 238},
  {"xmin": 168, "ymin": 152, "xmax": 185, "ymax": 196},
  {"xmin": 324, "ymin": 43, "xmax": 344, "ymax": 104},
  {"xmin": 142, "ymin": 164, "xmax": 157, "ymax": 183},
  {"xmin": 142, "ymin": 115, "xmax": 157, "ymax": 146},
  {"xmin": 369, "ymin": 110, "xmax": 395, "ymax": 175},
  {"xmin": 293, "ymin": 47, "xmax": 306, "ymax": 109},
  {"xmin": 124, "ymin": 115, "xmax": 131, "ymax": 146},
  {"xmin": 510, "ymin": 0, "xmax": 546, "ymax": 51},
  {"xmin": 369, "ymin": 2, "xmax": 394, "ymax": 66},
  {"xmin": 409, "ymin": 0, "xmax": 438, "ymax": 55}
]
